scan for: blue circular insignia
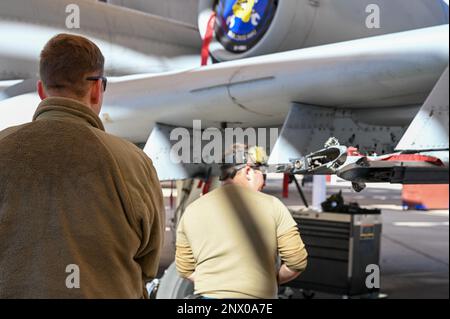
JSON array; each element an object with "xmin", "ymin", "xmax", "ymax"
[{"xmin": 215, "ymin": 0, "xmax": 278, "ymax": 53}]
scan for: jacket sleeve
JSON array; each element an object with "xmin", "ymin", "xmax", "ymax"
[
  {"xmin": 273, "ymin": 198, "xmax": 308, "ymax": 273},
  {"xmin": 97, "ymin": 133, "xmax": 166, "ymax": 282},
  {"xmin": 130, "ymin": 152, "xmax": 166, "ymax": 281},
  {"xmin": 278, "ymin": 226, "xmax": 308, "ymax": 273},
  {"xmin": 175, "ymin": 215, "xmax": 196, "ymax": 278}
]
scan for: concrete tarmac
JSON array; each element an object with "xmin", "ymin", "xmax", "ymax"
[{"xmin": 159, "ymin": 177, "xmax": 449, "ymax": 299}]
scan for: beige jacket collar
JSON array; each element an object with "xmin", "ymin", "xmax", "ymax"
[{"xmin": 33, "ymin": 97, "xmax": 105, "ymax": 131}]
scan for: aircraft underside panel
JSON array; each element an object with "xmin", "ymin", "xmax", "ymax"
[
  {"xmin": 268, "ymin": 104, "xmax": 406, "ymax": 165},
  {"xmin": 144, "ymin": 123, "xmax": 221, "ymax": 181}
]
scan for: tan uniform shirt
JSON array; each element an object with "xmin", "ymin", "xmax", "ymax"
[
  {"xmin": 0, "ymin": 97, "xmax": 165, "ymax": 298},
  {"xmin": 176, "ymin": 184, "xmax": 307, "ymax": 299}
]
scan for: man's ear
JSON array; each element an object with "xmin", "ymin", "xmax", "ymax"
[
  {"xmin": 37, "ymin": 81, "xmax": 47, "ymax": 100},
  {"xmin": 89, "ymin": 79, "xmax": 102, "ymax": 105},
  {"xmin": 244, "ymin": 165, "xmax": 252, "ymax": 179}
]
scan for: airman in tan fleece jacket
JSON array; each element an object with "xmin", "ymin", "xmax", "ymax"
[{"xmin": 0, "ymin": 97, "xmax": 165, "ymax": 298}]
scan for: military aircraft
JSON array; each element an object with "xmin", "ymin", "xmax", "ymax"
[
  {"xmin": 1, "ymin": 0, "xmax": 449, "ymax": 299},
  {"xmin": 0, "ymin": 0, "xmax": 448, "ymax": 185}
]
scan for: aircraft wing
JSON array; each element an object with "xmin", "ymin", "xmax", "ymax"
[
  {"xmin": 1, "ymin": 24, "xmax": 448, "ymax": 136},
  {"xmin": 98, "ymin": 25, "xmax": 449, "ymax": 143},
  {"xmin": 0, "ymin": 25, "xmax": 448, "ymax": 167}
]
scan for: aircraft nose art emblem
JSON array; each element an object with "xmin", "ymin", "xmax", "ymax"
[{"xmin": 215, "ymin": 0, "xmax": 278, "ymax": 53}]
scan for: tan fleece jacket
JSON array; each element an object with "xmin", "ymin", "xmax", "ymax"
[{"xmin": 0, "ymin": 97, "xmax": 165, "ymax": 299}]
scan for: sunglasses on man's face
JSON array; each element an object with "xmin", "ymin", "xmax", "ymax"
[
  {"xmin": 86, "ymin": 76, "xmax": 108, "ymax": 92},
  {"xmin": 251, "ymin": 165, "xmax": 268, "ymax": 174}
]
